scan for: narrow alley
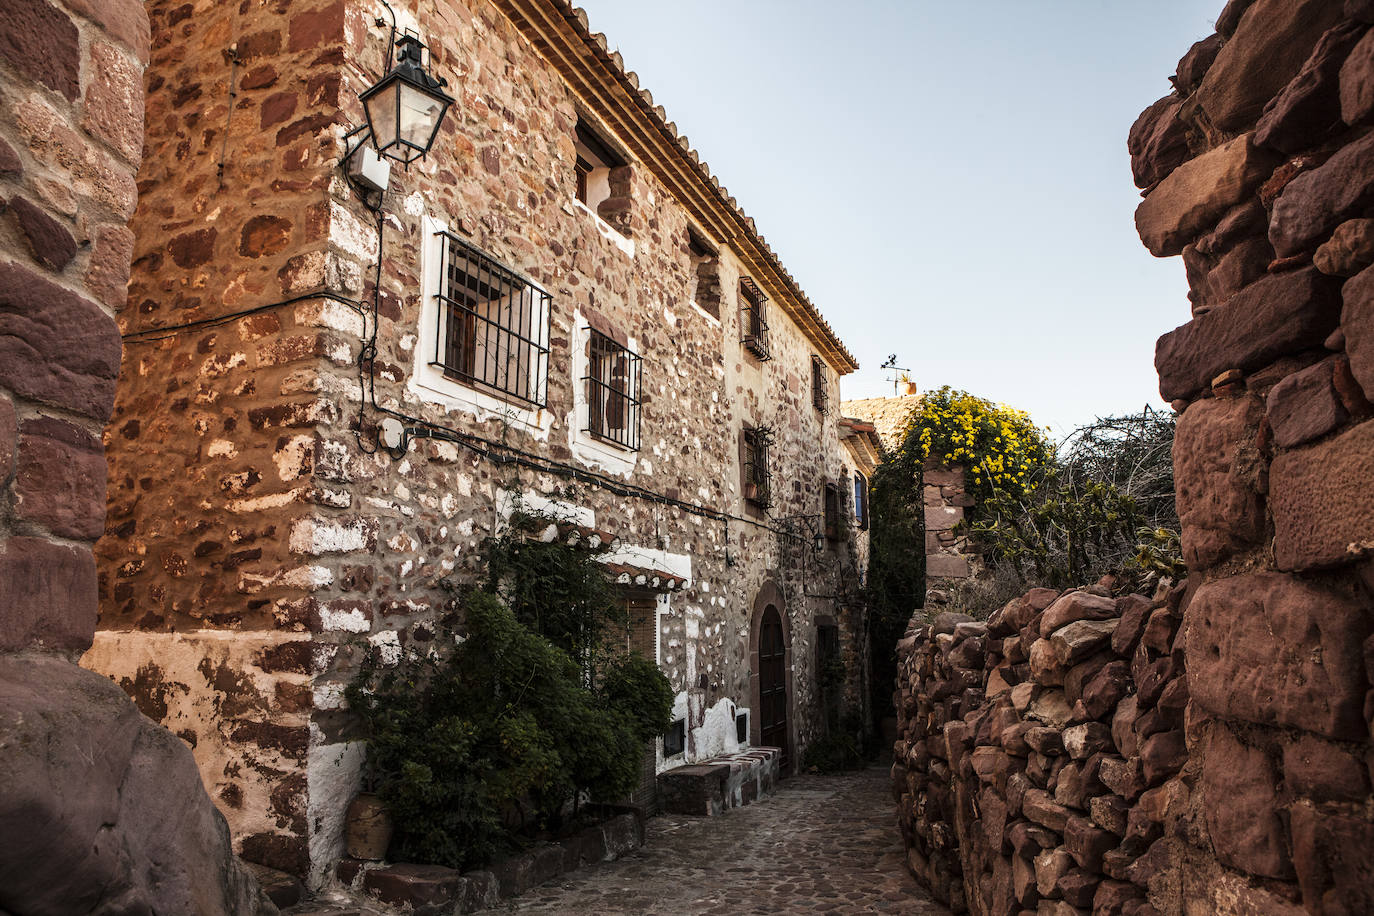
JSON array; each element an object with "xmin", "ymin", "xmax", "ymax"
[{"xmin": 289, "ymin": 762, "xmax": 947, "ymax": 916}]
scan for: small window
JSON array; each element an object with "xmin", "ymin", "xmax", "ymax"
[
  {"xmin": 742, "ymin": 426, "xmax": 774, "ymax": 509},
  {"xmin": 663, "ymin": 718, "xmax": 686, "ymax": 757},
  {"xmin": 687, "ymin": 228, "xmax": 721, "ymax": 318},
  {"xmin": 584, "ymin": 328, "xmax": 642, "ymax": 451},
  {"xmin": 739, "ymin": 278, "xmax": 770, "ymax": 361},
  {"xmin": 853, "ymin": 472, "xmax": 869, "ymax": 531},
  {"xmin": 574, "ymin": 119, "xmax": 626, "ymax": 211},
  {"xmin": 432, "ymin": 231, "xmax": 551, "ymax": 408},
  {"xmin": 811, "ymin": 356, "xmax": 828, "ymax": 412},
  {"xmin": 823, "ymin": 482, "xmax": 840, "ymax": 541},
  {"xmin": 736, "ymin": 711, "xmax": 749, "ymax": 745}
]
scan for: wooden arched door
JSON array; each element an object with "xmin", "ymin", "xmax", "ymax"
[{"xmin": 758, "ymin": 604, "xmax": 789, "ymax": 765}]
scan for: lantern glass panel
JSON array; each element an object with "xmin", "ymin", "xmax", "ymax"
[
  {"xmin": 367, "ymin": 83, "xmax": 400, "ymax": 153},
  {"xmin": 399, "ymin": 82, "xmax": 443, "ymax": 151}
]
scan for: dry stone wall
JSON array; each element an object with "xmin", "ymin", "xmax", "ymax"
[
  {"xmin": 893, "ymin": 583, "xmax": 1188, "ymax": 916},
  {"xmin": 893, "ymin": 2, "xmax": 1374, "ymax": 914}
]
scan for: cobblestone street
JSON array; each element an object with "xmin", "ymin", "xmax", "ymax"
[
  {"xmin": 288, "ymin": 761, "xmax": 946, "ymax": 916},
  {"xmin": 494, "ymin": 761, "xmax": 945, "ymax": 915}
]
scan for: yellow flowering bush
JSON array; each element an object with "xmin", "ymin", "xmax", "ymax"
[{"xmin": 900, "ymin": 386, "xmax": 1053, "ymax": 511}]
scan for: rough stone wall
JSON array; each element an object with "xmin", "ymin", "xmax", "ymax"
[
  {"xmin": 0, "ymin": 0, "xmax": 146, "ymax": 654},
  {"xmin": 87, "ymin": 0, "xmax": 868, "ymax": 882},
  {"xmin": 0, "ymin": 1, "xmax": 274, "ymax": 911},
  {"xmin": 891, "ymin": 2, "xmax": 1374, "ymax": 914},
  {"xmin": 86, "ymin": 0, "xmax": 357, "ymax": 880},
  {"xmin": 892, "ymin": 584, "xmax": 1189, "ymax": 915},
  {"xmin": 1130, "ymin": 0, "xmax": 1374, "ymax": 911}
]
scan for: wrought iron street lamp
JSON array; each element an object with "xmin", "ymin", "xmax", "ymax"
[{"xmin": 358, "ymin": 33, "xmax": 454, "ymax": 166}]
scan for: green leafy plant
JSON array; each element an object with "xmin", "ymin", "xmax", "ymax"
[{"xmin": 346, "ymin": 505, "xmax": 673, "ymax": 869}]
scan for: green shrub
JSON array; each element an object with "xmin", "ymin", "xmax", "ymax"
[{"xmin": 346, "ymin": 510, "xmax": 674, "ymax": 869}]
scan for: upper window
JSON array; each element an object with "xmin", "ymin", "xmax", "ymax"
[
  {"xmin": 584, "ymin": 328, "xmax": 642, "ymax": 451},
  {"xmin": 739, "ymin": 278, "xmax": 770, "ymax": 361},
  {"xmin": 823, "ymin": 482, "xmax": 840, "ymax": 541},
  {"xmin": 811, "ymin": 356, "xmax": 828, "ymax": 412},
  {"xmin": 853, "ymin": 472, "xmax": 869, "ymax": 531},
  {"xmin": 575, "ymin": 119, "xmax": 627, "ymax": 210},
  {"xmin": 742, "ymin": 426, "xmax": 774, "ymax": 509},
  {"xmin": 687, "ymin": 228, "xmax": 721, "ymax": 319},
  {"xmin": 432, "ymin": 231, "xmax": 551, "ymax": 408}
]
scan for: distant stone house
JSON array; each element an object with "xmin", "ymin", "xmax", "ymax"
[{"xmin": 85, "ymin": 0, "xmax": 871, "ymax": 884}]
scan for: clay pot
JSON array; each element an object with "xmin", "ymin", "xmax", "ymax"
[{"xmin": 345, "ymin": 793, "xmax": 393, "ymax": 860}]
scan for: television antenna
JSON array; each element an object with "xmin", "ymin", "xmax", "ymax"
[{"xmin": 880, "ymin": 354, "xmax": 911, "ymax": 396}]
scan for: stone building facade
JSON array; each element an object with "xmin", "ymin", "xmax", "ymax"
[{"xmin": 84, "ymin": 0, "xmax": 871, "ymax": 883}]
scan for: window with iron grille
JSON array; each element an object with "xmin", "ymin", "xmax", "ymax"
[
  {"xmin": 432, "ymin": 232, "xmax": 551, "ymax": 408},
  {"xmin": 811, "ymin": 355, "xmax": 829, "ymax": 412},
  {"xmin": 583, "ymin": 328, "xmax": 642, "ymax": 450},
  {"xmin": 739, "ymin": 277, "xmax": 770, "ymax": 360},
  {"xmin": 742, "ymin": 425, "xmax": 774, "ymax": 509},
  {"xmin": 823, "ymin": 482, "xmax": 840, "ymax": 541}
]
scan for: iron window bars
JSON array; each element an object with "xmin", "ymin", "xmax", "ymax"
[
  {"xmin": 739, "ymin": 277, "xmax": 770, "ymax": 360},
  {"xmin": 811, "ymin": 355, "xmax": 829, "ymax": 412},
  {"xmin": 583, "ymin": 328, "xmax": 642, "ymax": 450},
  {"xmin": 432, "ymin": 231, "xmax": 551, "ymax": 408},
  {"xmin": 743, "ymin": 425, "xmax": 775, "ymax": 509}
]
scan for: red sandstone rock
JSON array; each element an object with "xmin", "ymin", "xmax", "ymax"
[
  {"xmin": 1283, "ymin": 734, "xmax": 1370, "ymax": 803},
  {"xmin": 1289, "ymin": 802, "xmax": 1374, "ymax": 913},
  {"xmin": 1112, "ymin": 696, "xmax": 1140, "ymax": 759},
  {"xmin": 1135, "ymin": 135, "xmax": 1275, "ymax": 257},
  {"xmin": 1098, "ymin": 756, "xmax": 1147, "ymax": 802},
  {"xmin": 1270, "ymin": 419, "xmax": 1374, "ymax": 570},
  {"xmin": 1079, "ymin": 662, "xmax": 1131, "ymax": 721},
  {"xmin": 1255, "ymin": 21, "xmax": 1366, "ymax": 153},
  {"xmin": 1140, "ymin": 608, "xmax": 1176, "ymax": 655},
  {"xmin": 82, "ymin": 40, "xmax": 144, "ymax": 165},
  {"xmin": 1009, "ymin": 820, "xmax": 1059, "ymax": 860},
  {"xmin": 1128, "ymin": 95, "xmax": 1191, "ymax": 190},
  {"xmin": 1056, "ymin": 867, "xmax": 1099, "ymax": 907},
  {"xmin": 0, "ymin": 655, "xmax": 273, "ymax": 913},
  {"xmin": 64, "ymin": 0, "xmax": 149, "ymax": 62},
  {"xmin": 1171, "ymin": 395, "xmax": 1266, "ymax": 567},
  {"xmin": 1265, "ymin": 357, "xmax": 1349, "ymax": 447},
  {"xmin": 1191, "ymin": 0, "xmax": 1344, "ymax": 134},
  {"xmin": 1062, "ymin": 723, "xmax": 1112, "ymax": 761},
  {"xmin": 1094, "ymin": 879, "xmax": 1144, "ymax": 916},
  {"xmin": 1341, "ymin": 29, "xmax": 1374, "ymax": 125},
  {"xmin": 0, "ymin": 537, "xmax": 97, "ymax": 653},
  {"xmin": 1272, "ymin": 130, "xmax": 1374, "ymax": 256},
  {"xmin": 1315, "ymin": 218, "xmax": 1374, "ymax": 276},
  {"xmin": 1188, "ymin": 573, "xmax": 1369, "ymax": 739},
  {"xmin": 1038, "ymin": 593, "xmax": 1117, "ymax": 637},
  {"xmin": 14, "ymin": 416, "xmax": 107, "ymax": 540},
  {"xmin": 6, "ymin": 195, "xmax": 75, "ymax": 270},
  {"xmin": 1034, "ymin": 845, "xmax": 1075, "ymax": 898},
  {"xmin": 1090, "ymin": 794, "xmax": 1130, "ymax": 837},
  {"xmin": 1157, "ymin": 268, "xmax": 1342, "ymax": 402},
  {"xmin": 1110, "ymin": 596, "xmax": 1152, "ymax": 657},
  {"xmin": 1343, "ymin": 262, "xmax": 1374, "ymax": 399},
  {"xmin": 1050, "ymin": 620, "xmax": 1118, "ymax": 667},
  {"xmin": 0, "ymin": 0, "xmax": 80, "ymax": 100},
  {"xmin": 1139, "ymin": 730, "xmax": 1187, "ymax": 786},
  {"xmin": 1023, "ymin": 789, "xmax": 1073, "ymax": 833},
  {"xmin": 85, "ymin": 224, "xmax": 135, "ymax": 309},
  {"xmin": 1064, "ymin": 816, "xmax": 1116, "ymax": 873},
  {"xmin": 1174, "ymin": 34, "xmax": 1223, "ymax": 95},
  {"xmin": 1203, "ymin": 721, "xmax": 1294, "ymax": 879},
  {"xmin": 1013, "ymin": 852, "xmax": 1039, "ymax": 906}
]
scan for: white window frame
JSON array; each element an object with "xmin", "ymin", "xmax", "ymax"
[{"xmin": 410, "ymin": 215, "xmax": 552, "ymax": 439}]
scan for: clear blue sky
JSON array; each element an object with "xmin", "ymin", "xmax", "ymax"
[{"xmin": 577, "ymin": 0, "xmax": 1222, "ymax": 438}]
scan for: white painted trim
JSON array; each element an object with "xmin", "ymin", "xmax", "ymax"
[
  {"xmin": 565, "ymin": 309, "xmax": 638, "ymax": 477},
  {"xmin": 408, "ymin": 214, "xmax": 553, "ymax": 439}
]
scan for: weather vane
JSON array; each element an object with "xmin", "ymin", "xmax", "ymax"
[{"xmin": 880, "ymin": 354, "xmax": 911, "ymax": 396}]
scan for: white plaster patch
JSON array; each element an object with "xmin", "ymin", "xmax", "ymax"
[
  {"xmin": 226, "ymin": 489, "xmax": 304, "ymax": 513},
  {"xmin": 289, "ymin": 517, "xmax": 374, "ymax": 556},
  {"xmin": 320, "ymin": 605, "xmax": 370, "ymax": 633},
  {"xmin": 207, "ymin": 439, "xmax": 238, "ymax": 458},
  {"xmin": 368, "ymin": 630, "xmax": 402, "ymax": 666},
  {"xmin": 307, "ymin": 732, "xmax": 366, "ymax": 889},
  {"xmin": 274, "ymin": 434, "xmax": 315, "ymax": 482}
]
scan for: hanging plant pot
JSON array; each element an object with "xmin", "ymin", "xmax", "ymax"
[{"xmin": 345, "ymin": 792, "xmax": 393, "ymax": 860}]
